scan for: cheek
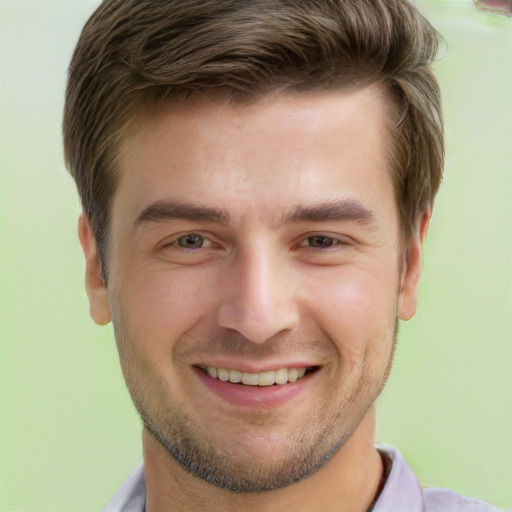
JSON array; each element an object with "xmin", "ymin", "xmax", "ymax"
[
  {"xmin": 111, "ymin": 263, "xmax": 219, "ymax": 352},
  {"xmin": 305, "ymin": 270, "xmax": 398, "ymax": 368}
]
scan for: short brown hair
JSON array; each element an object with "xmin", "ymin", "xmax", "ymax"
[{"xmin": 63, "ymin": 0, "xmax": 444, "ymax": 279}]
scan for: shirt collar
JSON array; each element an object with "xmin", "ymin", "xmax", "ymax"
[
  {"xmin": 373, "ymin": 445, "xmax": 425, "ymax": 512},
  {"xmin": 104, "ymin": 445, "xmax": 425, "ymax": 512},
  {"xmin": 103, "ymin": 465, "xmax": 145, "ymax": 512}
]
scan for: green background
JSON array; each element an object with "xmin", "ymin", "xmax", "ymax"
[{"xmin": 1, "ymin": 1, "xmax": 510, "ymax": 510}]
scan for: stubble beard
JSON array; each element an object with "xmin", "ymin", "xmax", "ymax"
[
  {"xmin": 115, "ymin": 320, "xmax": 398, "ymax": 494},
  {"xmin": 138, "ymin": 403, "xmax": 352, "ymax": 493}
]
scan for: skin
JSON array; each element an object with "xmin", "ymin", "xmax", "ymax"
[{"xmin": 79, "ymin": 87, "xmax": 429, "ymax": 512}]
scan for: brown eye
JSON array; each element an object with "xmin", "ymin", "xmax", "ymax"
[
  {"xmin": 177, "ymin": 234, "xmax": 206, "ymax": 249},
  {"xmin": 305, "ymin": 236, "xmax": 337, "ymax": 249}
]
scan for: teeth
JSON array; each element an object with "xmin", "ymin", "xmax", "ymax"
[
  {"xmin": 275, "ymin": 368, "xmax": 288, "ymax": 385},
  {"xmin": 217, "ymin": 368, "xmax": 229, "ymax": 382},
  {"xmin": 288, "ymin": 368, "xmax": 298, "ymax": 383},
  {"xmin": 229, "ymin": 369, "xmax": 242, "ymax": 383},
  {"xmin": 242, "ymin": 372, "xmax": 259, "ymax": 386},
  {"xmin": 202, "ymin": 366, "xmax": 310, "ymax": 386},
  {"xmin": 258, "ymin": 371, "xmax": 275, "ymax": 386}
]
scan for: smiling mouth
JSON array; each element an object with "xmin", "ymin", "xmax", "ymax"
[{"xmin": 197, "ymin": 365, "xmax": 318, "ymax": 387}]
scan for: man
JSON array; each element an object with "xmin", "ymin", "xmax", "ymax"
[{"xmin": 63, "ymin": 1, "xmax": 503, "ymax": 511}]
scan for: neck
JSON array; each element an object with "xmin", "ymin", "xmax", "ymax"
[{"xmin": 143, "ymin": 406, "xmax": 383, "ymax": 512}]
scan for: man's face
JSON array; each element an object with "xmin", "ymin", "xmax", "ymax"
[{"xmin": 81, "ymin": 88, "xmax": 425, "ymax": 492}]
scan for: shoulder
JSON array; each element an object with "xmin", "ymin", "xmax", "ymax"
[{"xmin": 424, "ymin": 487, "xmax": 507, "ymax": 512}]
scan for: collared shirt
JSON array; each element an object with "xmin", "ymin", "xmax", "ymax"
[{"xmin": 103, "ymin": 445, "xmax": 504, "ymax": 512}]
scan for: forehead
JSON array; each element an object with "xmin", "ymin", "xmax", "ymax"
[
  {"xmin": 113, "ymin": 87, "xmax": 394, "ymax": 228},
  {"xmin": 127, "ymin": 86, "xmax": 390, "ymax": 151}
]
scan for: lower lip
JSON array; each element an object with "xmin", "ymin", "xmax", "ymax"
[{"xmin": 194, "ymin": 367, "xmax": 315, "ymax": 409}]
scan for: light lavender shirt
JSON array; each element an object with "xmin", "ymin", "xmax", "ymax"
[{"xmin": 103, "ymin": 445, "xmax": 505, "ymax": 512}]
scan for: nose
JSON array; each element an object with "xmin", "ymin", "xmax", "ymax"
[{"xmin": 217, "ymin": 245, "xmax": 299, "ymax": 344}]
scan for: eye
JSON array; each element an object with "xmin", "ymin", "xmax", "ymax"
[
  {"xmin": 157, "ymin": 232, "xmax": 220, "ymax": 265},
  {"xmin": 293, "ymin": 233, "xmax": 351, "ymax": 266},
  {"xmin": 302, "ymin": 235, "xmax": 341, "ymax": 249},
  {"xmin": 175, "ymin": 233, "xmax": 210, "ymax": 249}
]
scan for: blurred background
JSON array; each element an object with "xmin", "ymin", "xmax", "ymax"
[{"xmin": 1, "ymin": 1, "xmax": 510, "ymax": 510}]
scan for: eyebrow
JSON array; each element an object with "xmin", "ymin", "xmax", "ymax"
[
  {"xmin": 134, "ymin": 198, "xmax": 375, "ymax": 228},
  {"xmin": 282, "ymin": 199, "xmax": 376, "ymax": 226},
  {"xmin": 134, "ymin": 200, "xmax": 231, "ymax": 226}
]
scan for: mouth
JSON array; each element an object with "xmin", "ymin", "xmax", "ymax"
[{"xmin": 196, "ymin": 365, "xmax": 318, "ymax": 387}]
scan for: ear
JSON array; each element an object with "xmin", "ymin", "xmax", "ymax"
[
  {"xmin": 78, "ymin": 213, "xmax": 112, "ymax": 325},
  {"xmin": 397, "ymin": 210, "xmax": 431, "ymax": 321}
]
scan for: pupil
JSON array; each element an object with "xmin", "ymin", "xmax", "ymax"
[
  {"xmin": 311, "ymin": 236, "xmax": 333, "ymax": 248},
  {"xmin": 179, "ymin": 234, "xmax": 203, "ymax": 248}
]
